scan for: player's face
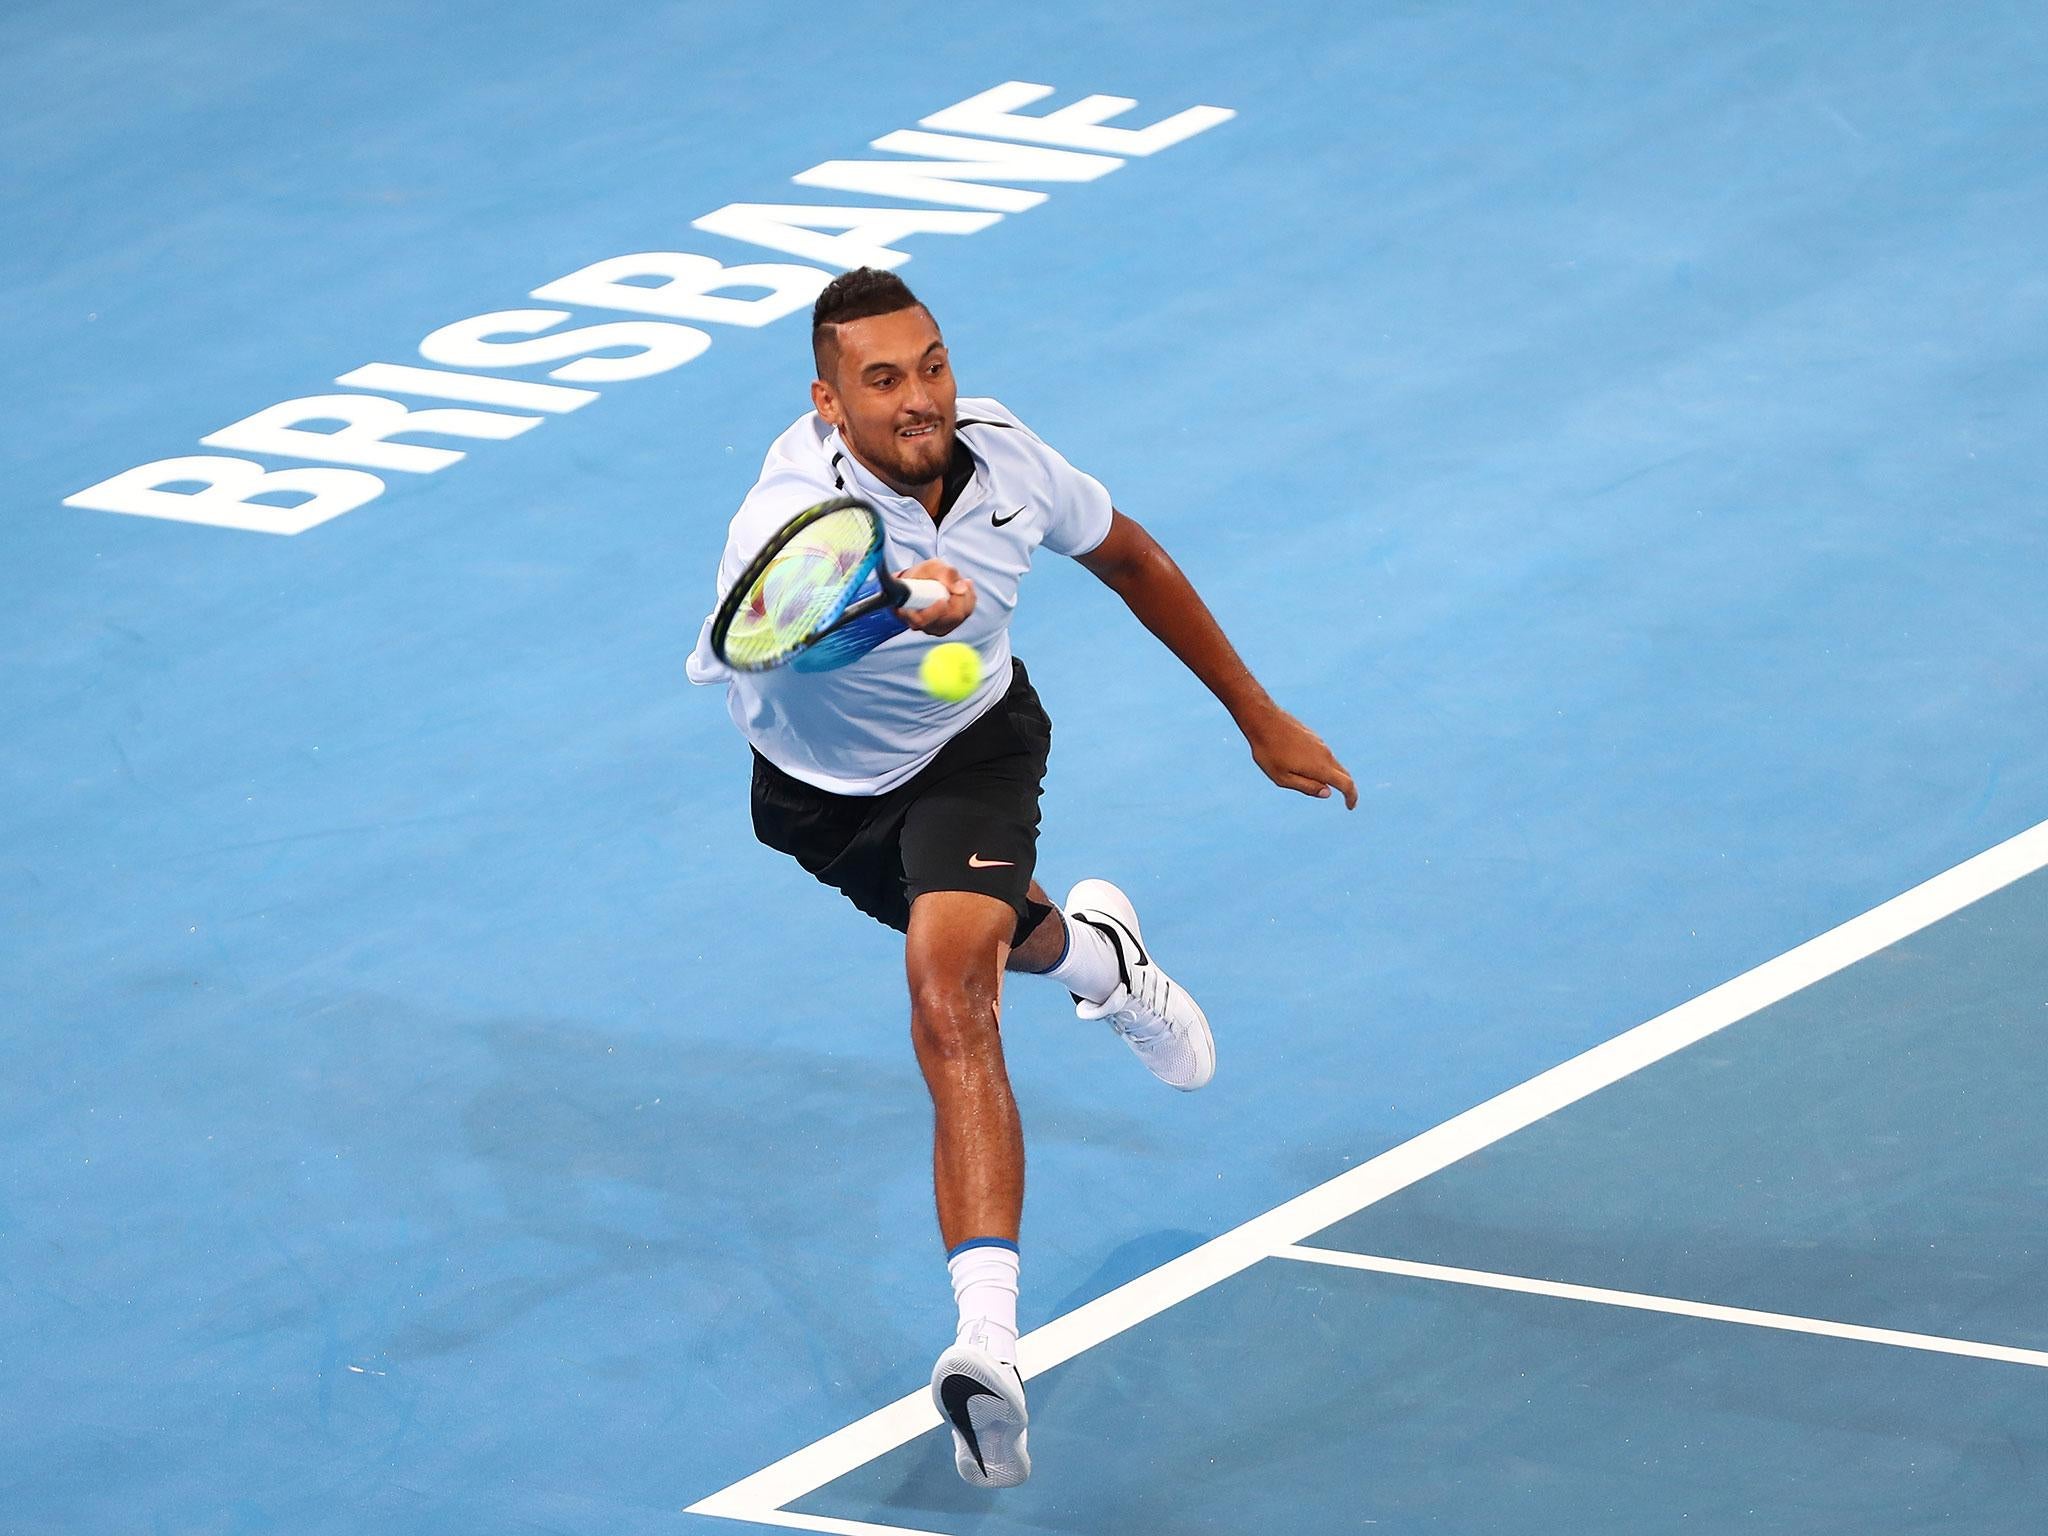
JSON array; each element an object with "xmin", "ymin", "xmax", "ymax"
[{"xmin": 812, "ymin": 306, "xmax": 957, "ymax": 492}]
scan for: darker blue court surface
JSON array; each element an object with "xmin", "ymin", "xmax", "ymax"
[
  {"xmin": 4, "ymin": 2, "xmax": 2046, "ymax": 1533},
  {"xmin": 1317, "ymin": 864, "xmax": 2048, "ymax": 1352}
]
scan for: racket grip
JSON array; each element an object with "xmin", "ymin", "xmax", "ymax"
[{"xmin": 895, "ymin": 577, "xmax": 949, "ymax": 613}]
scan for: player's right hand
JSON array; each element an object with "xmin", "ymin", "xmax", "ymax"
[{"xmin": 895, "ymin": 560, "xmax": 975, "ymax": 635}]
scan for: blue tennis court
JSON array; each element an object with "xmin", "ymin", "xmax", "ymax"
[
  {"xmin": 753, "ymin": 844, "xmax": 2048, "ymax": 1533},
  {"xmin": 6, "ymin": 3, "xmax": 2046, "ymax": 1533}
]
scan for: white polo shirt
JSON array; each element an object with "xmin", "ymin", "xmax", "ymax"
[{"xmin": 685, "ymin": 396, "xmax": 1114, "ymax": 794}]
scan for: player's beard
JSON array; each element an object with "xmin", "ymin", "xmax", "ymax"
[{"xmin": 855, "ymin": 413, "xmax": 954, "ymax": 492}]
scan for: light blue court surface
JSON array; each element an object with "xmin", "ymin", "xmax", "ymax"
[{"xmin": 5, "ymin": 3, "xmax": 2047, "ymax": 1533}]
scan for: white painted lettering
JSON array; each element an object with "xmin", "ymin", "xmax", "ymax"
[
  {"xmin": 692, "ymin": 204, "xmax": 1000, "ymax": 271},
  {"xmin": 337, "ymin": 363, "xmax": 598, "ymax": 413},
  {"xmin": 67, "ymin": 82, "xmax": 1237, "ymax": 534},
  {"xmin": 203, "ymin": 395, "xmax": 541, "ymax": 473},
  {"xmin": 63, "ymin": 456, "xmax": 383, "ymax": 536},
  {"xmin": 792, "ymin": 132, "xmax": 1122, "ymax": 212},
  {"xmin": 921, "ymin": 81, "xmax": 1234, "ymax": 156},
  {"xmin": 531, "ymin": 252, "xmax": 831, "ymax": 327},
  {"xmin": 418, "ymin": 309, "xmax": 710, "ymax": 383}
]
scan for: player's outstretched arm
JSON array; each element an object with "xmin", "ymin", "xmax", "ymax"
[{"xmin": 1077, "ymin": 511, "xmax": 1357, "ymax": 809}]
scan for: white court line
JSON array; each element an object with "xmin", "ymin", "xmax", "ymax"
[
  {"xmin": 687, "ymin": 815, "xmax": 2048, "ymax": 1531},
  {"xmin": 706, "ymin": 1511, "xmax": 955, "ymax": 1536},
  {"xmin": 1275, "ymin": 1247, "xmax": 2048, "ymax": 1370}
]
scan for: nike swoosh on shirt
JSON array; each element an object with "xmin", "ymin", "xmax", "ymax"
[
  {"xmin": 967, "ymin": 854, "xmax": 1016, "ymax": 868},
  {"xmin": 991, "ymin": 506, "xmax": 1025, "ymax": 526}
]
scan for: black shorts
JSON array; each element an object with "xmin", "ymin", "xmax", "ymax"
[{"xmin": 750, "ymin": 658, "xmax": 1054, "ymax": 942}]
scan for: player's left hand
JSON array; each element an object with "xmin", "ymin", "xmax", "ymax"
[
  {"xmin": 1242, "ymin": 703, "xmax": 1358, "ymax": 808},
  {"xmin": 895, "ymin": 559, "xmax": 976, "ymax": 635}
]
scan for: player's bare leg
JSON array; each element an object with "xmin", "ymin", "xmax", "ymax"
[
  {"xmin": 907, "ymin": 888, "xmax": 1033, "ymax": 1486},
  {"xmin": 904, "ymin": 889, "xmax": 1025, "ymax": 1249}
]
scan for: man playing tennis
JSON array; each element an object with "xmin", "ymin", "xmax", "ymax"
[{"xmin": 687, "ymin": 268, "xmax": 1354, "ymax": 1488}]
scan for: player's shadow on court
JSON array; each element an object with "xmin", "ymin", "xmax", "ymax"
[
  {"xmin": 332, "ymin": 1008, "xmax": 1191, "ymax": 1405},
  {"xmin": 389, "ymin": 1014, "xmax": 932, "ymax": 1365}
]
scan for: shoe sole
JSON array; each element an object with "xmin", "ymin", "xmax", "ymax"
[
  {"xmin": 1065, "ymin": 879, "xmax": 1216, "ymax": 1091},
  {"xmin": 930, "ymin": 1345, "xmax": 1030, "ymax": 1488}
]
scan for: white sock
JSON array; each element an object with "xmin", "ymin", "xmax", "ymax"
[
  {"xmin": 947, "ymin": 1240, "xmax": 1020, "ymax": 1364},
  {"xmin": 1036, "ymin": 912, "xmax": 1123, "ymax": 1005}
]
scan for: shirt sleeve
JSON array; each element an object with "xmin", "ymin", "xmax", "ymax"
[
  {"xmin": 964, "ymin": 397, "xmax": 1114, "ymax": 557},
  {"xmin": 1037, "ymin": 446, "xmax": 1115, "ymax": 558},
  {"xmin": 684, "ymin": 610, "xmax": 730, "ymax": 685}
]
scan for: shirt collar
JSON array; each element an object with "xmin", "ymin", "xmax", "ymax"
[{"xmin": 821, "ymin": 419, "xmax": 983, "ymax": 523}]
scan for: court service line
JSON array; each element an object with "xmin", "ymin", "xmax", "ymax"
[
  {"xmin": 686, "ymin": 815, "xmax": 2048, "ymax": 1531},
  {"xmin": 1275, "ymin": 1247, "xmax": 2048, "ymax": 1370}
]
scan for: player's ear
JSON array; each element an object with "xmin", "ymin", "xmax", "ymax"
[{"xmin": 811, "ymin": 377, "xmax": 842, "ymax": 427}]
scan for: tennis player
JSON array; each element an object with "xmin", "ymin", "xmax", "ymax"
[{"xmin": 686, "ymin": 268, "xmax": 1354, "ymax": 1487}]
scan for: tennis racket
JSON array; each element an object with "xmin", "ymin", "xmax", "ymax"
[{"xmin": 709, "ymin": 497, "xmax": 947, "ymax": 673}]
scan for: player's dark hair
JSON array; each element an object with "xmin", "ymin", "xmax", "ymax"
[{"xmin": 811, "ymin": 267, "xmax": 927, "ymax": 379}]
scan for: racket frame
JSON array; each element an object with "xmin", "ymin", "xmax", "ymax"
[{"xmin": 709, "ymin": 497, "xmax": 925, "ymax": 673}]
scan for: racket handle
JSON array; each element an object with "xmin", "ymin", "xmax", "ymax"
[{"xmin": 894, "ymin": 577, "xmax": 949, "ymax": 613}]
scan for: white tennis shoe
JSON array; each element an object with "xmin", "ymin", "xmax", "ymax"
[
  {"xmin": 931, "ymin": 1332, "xmax": 1030, "ymax": 1487},
  {"xmin": 1065, "ymin": 879, "xmax": 1215, "ymax": 1091}
]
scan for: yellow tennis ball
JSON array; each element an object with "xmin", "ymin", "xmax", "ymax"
[{"xmin": 920, "ymin": 641, "xmax": 982, "ymax": 702}]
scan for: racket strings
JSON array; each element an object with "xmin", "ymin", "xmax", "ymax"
[{"xmin": 720, "ymin": 504, "xmax": 881, "ymax": 669}]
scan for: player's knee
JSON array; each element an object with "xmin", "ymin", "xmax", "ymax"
[{"xmin": 908, "ymin": 973, "xmax": 1002, "ymax": 1063}]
